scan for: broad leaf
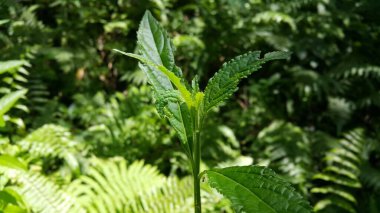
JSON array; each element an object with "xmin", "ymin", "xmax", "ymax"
[
  {"xmin": 203, "ymin": 51, "xmax": 290, "ymax": 112},
  {"xmin": 203, "ymin": 166, "xmax": 311, "ymax": 213}
]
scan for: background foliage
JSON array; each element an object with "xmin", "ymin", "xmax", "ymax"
[{"xmin": 1, "ymin": 0, "xmax": 379, "ymax": 212}]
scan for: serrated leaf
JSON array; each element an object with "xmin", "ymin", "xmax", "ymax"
[
  {"xmin": 154, "ymin": 91, "xmax": 194, "ymax": 155},
  {"xmin": 166, "ymin": 102, "xmax": 193, "ymax": 157},
  {"xmin": 137, "ymin": 11, "xmax": 181, "ymax": 77},
  {"xmin": 203, "ymin": 51, "xmax": 290, "ymax": 112},
  {"xmin": 203, "ymin": 166, "xmax": 311, "ymax": 213},
  {"xmin": 154, "ymin": 90, "xmax": 183, "ymax": 117},
  {"xmin": 113, "ymin": 51, "xmax": 192, "ymax": 106},
  {"xmin": 114, "ymin": 11, "xmax": 193, "ymax": 158},
  {"xmin": 113, "ymin": 54, "xmax": 193, "ymax": 157}
]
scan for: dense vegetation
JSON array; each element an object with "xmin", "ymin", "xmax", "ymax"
[{"xmin": 1, "ymin": 0, "xmax": 380, "ymax": 212}]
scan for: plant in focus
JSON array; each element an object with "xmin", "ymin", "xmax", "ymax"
[{"xmin": 115, "ymin": 11, "xmax": 311, "ymax": 213}]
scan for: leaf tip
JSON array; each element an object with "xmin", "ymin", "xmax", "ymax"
[{"xmin": 264, "ymin": 51, "xmax": 292, "ymax": 61}]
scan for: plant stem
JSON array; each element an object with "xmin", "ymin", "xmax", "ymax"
[
  {"xmin": 193, "ymin": 139, "xmax": 201, "ymax": 213},
  {"xmin": 193, "ymin": 110, "xmax": 202, "ymax": 213}
]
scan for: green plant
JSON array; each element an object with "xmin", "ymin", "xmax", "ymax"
[{"xmin": 115, "ymin": 11, "xmax": 310, "ymax": 213}]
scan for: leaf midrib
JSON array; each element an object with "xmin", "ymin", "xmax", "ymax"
[{"xmin": 208, "ymin": 170, "xmax": 277, "ymax": 213}]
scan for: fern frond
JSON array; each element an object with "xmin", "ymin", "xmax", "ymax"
[
  {"xmin": 255, "ymin": 121, "xmax": 312, "ymax": 193},
  {"xmin": 67, "ymin": 158, "xmax": 166, "ymax": 212},
  {"xmin": 0, "ymin": 60, "xmax": 29, "ymax": 93},
  {"xmin": 312, "ymin": 129, "xmax": 365, "ymax": 212},
  {"xmin": 0, "ymin": 60, "xmax": 29, "ymax": 120},
  {"xmin": 67, "ymin": 158, "xmax": 211, "ymax": 212},
  {"xmin": 16, "ymin": 124, "xmax": 82, "ymax": 173},
  {"xmin": 26, "ymin": 76, "xmax": 50, "ymax": 113},
  {"xmin": 0, "ymin": 59, "xmax": 29, "ymax": 130},
  {"xmin": 0, "ymin": 90, "xmax": 27, "ymax": 120},
  {"xmin": 0, "ymin": 60, "xmax": 27, "ymax": 75},
  {"xmin": 360, "ymin": 155, "xmax": 380, "ymax": 192},
  {"xmin": 0, "ymin": 166, "xmax": 83, "ymax": 213},
  {"xmin": 14, "ymin": 171, "xmax": 83, "ymax": 213},
  {"xmin": 331, "ymin": 65, "xmax": 380, "ymax": 79},
  {"xmin": 121, "ymin": 69, "xmax": 149, "ymax": 85},
  {"xmin": 128, "ymin": 177, "xmax": 194, "ymax": 213},
  {"xmin": 272, "ymin": 0, "xmax": 320, "ymax": 12},
  {"xmin": 253, "ymin": 11, "xmax": 296, "ymax": 31},
  {"xmin": 325, "ymin": 97, "xmax": 353, "ymax": 133}
]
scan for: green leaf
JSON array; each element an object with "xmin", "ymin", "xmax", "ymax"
[
  {"xmin": 0, "ymin": 188, "xmax": 27, "ymax": 213},
  {"xmin": 203, "ymin": 51, "xmax": 290, "ymax": 112},
  {"xmin": 0, "ymin": 19, "xmax": 10, "ymax": 26},
  {"xmin": 0, "ymin": 155, "xmax": 27, "ymax": 170},
  {"xmin": 0, "ymin": 60, "xmax": 26, "ymax": 75},
  {"xmin": 311, "ymin": 186, "xmax": 356, "ymax": 203},
  {"xmin": 153, "ymin": 89, "xmax": 194, "ymax": 155},
  {"xmin": 113, "ymin": 51, "xmax": 192, "ymax": 106},
  {"xmin": 137, "ymin": 11, "xmax": 181, "ymax": 78},
  {"xmin": 154, "ymin": 90, "xmax": 183, "ymax": 117},
  {"xmin": 114, "ymin": 11, "xmax": 194, "ymax": 159},
  {"xmin": 263, "ymin": 51, "xmax": 292, "ymax": 61},
  {"xmin": 203, "ymin": 166, "xmax": 311, "ymax": 213},
  {"xmin": 113, "ymin": 52, "xmax": 193, "ymax": 157},
  {"xmin": 253, "ymin": 11, "xmax": 297, "ymax": 31},
  {"xmin": 166, "ymin": 102, "xmax": 194, "ymax": 157},
  {"xmin": 117, "ymin": 10, "xmax": 181, "ymax": 92},
  {"xmin": 0, "ymin": 90, "xmax": 27, "ymax": 117}
]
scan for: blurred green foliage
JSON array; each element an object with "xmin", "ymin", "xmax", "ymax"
[{"xmin": 1, "ymin": 0, "xmax": 380, "ymax": 212}]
